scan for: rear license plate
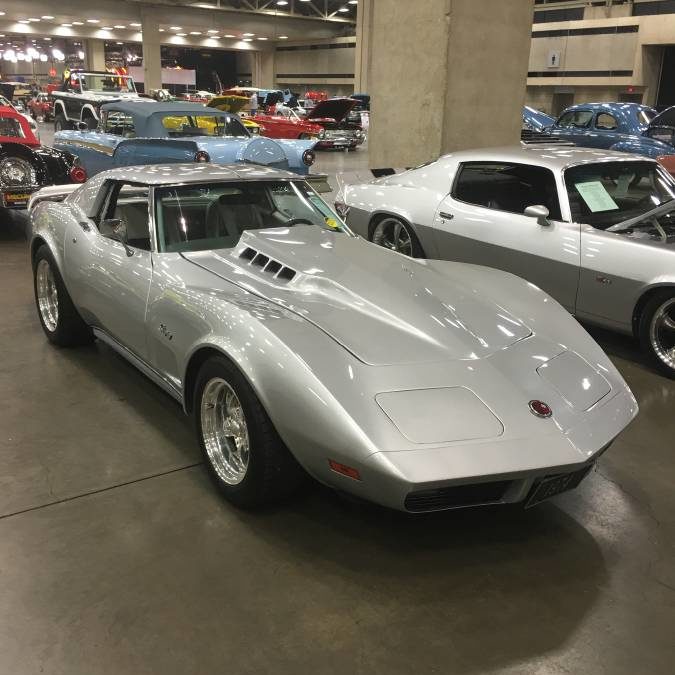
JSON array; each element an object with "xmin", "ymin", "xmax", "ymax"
[
  {"xmin": 3, "ymin": 192, "xmax": 31, "ymax": 206},
  {"xmin": 525, "ymin": 464, "xmax": 594, "ymax": 508}
]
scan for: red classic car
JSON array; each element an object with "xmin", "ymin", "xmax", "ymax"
[
  {"xmin": 252, "ymin": 106, "xmax": 324, "ymax": 140},
  {"xmin": 28, "ymin": 93, "xmax": 54, "ymax": 122}
]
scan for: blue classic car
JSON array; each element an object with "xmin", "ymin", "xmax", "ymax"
[
  {"xmin": 522, "ymin": 102, "xmax": 675, "ymax": 171},
  {"xmin": 52, "ymin": 100, "xmax": 319, "ymax": 178}
]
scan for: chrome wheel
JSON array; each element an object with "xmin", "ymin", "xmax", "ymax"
[
  {"xmin": 372, "ymin": 218, "xmax": 413, "ymax": 256},
  {"xmin": 36, "ymin": 258, "xmax": 59, "ymax": 332},
  {"xmin": 200, "ymin": 378, "xmax": 250, "ymax": 485},
  {"xmin": 650, "ymin": 297, "xmax": 675, "ymax": 371}
]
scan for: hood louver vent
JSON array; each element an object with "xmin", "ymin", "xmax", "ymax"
[{"xmin": 239, "ymin": 247, "xmax": 297, "ymax": 282}]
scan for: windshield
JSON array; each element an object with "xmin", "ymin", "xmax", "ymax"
[
  {"xmin": 155, "ymin": 180, "xmax": 347, "ymax": 252},
  {"xmin": 161, "ymin": 114, "xmax": 249, "ymax": 137},
  {"xmin": 76, "ymin": 73, "xmax": 136, "ymax": 93},
  {"xmin": 565, "ymin": 161, "xmax": 675, "ymax": 229}
]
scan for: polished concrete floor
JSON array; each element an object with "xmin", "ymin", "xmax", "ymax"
[{"xmin": 1, "ymin": 132, "xmax": 674, "ymax": 674}]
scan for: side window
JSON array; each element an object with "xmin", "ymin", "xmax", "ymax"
[
  {"xmin": 98, "ymin": 181, "xmax": 151, "ymax": 250},
  {"xmin": 102, "ymin": 111, "xmax": 136, "ymax": 137},
  {"xmin": 595, "ymin": 113, "xmax": 618, "ymax": 130},
  {"xmin": 452, "ymin": 162, "xmax": 562, "ymax": 220},
  {"xmin": 556, "ymin": 110, "xmax": 593, "ymax": 128}
]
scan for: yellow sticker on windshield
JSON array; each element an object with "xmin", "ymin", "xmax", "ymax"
[{"xmin": 324, "ymin": 217, "xmax": 339, "ymax": 229}]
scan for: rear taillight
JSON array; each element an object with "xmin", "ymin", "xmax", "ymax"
[
  {"xmin": 69, "ymin": 166, "xmax": 87, "ymax": 183},
  {"xmin": 194, "ymin": 150, "xmax": 210, "ymax": 163},
  {"xmin": 302, "ymin": 149, "xmax": 316, "ymax": 166}
]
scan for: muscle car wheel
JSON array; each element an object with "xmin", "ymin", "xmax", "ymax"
[
  {"xmin": 194, "ymin": 356, "xmax": 303, "ymax": 506},
  {"xmin": 33, "ymin": 246, "xmax": 93, "ymax": 347},
  {"xmin": 371, "ymin": 217, "xmax": 424, "ymax": 258},
  {"xmin": 640, "ymin": 291, "xmax": 675, "ymax": 378}
]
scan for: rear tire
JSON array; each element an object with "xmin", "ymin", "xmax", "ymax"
[
  {"xmin": 54, "ymin": 114, "xmax": 72, "ymax": 132},
  {"xmin": 638, "ymin": 290, "xmax": 675, "ymax": 378},
  {"xmin": 33, "ymin": 245, "xmax": 93, "ymax": 347},
  {"xmin": 193, "ymin": 355, "xmax": 304, "ymax": 508},
  {"xmin": 370, "ymin": 216, "xmax": 425, "ymax": 258}
]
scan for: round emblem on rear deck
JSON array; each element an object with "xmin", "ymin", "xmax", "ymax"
[{"xmin": 529, "ymin": 400, "xmax": 552, "ymax": 418}]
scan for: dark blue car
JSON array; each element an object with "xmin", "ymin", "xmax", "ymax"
[{"xmin": 522, "ymin": 103, "xmax": 675, "ymax": 171}]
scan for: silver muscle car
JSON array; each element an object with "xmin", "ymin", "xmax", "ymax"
[
  {"xmin": 337, "ymin": 146, "xmax": 675, "ymax": 377},
  {"xmin": 30, "ymin": 163, "xmax": 637, "ymax": 512}
]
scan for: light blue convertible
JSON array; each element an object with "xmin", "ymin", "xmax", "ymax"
[{"xmin": 53, "ymin": 100, "xmax": 319, "ymax": 178}]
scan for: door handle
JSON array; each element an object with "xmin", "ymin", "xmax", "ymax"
[{"xmin": 439, "ymin": 211, "xmax": 454, "ymax": 221}]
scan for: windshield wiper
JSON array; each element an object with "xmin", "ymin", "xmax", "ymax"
[{"xmin": 606, "ymin": 198, "xmax": 675, "ymax": 232}]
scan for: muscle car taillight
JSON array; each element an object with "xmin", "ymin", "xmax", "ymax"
[
  {"xmin": 194, "ymin": 150, "xmax": 210, "ymax": 163},
  {"xmin": 69, "ymin": 166, "xmax": 87, "ymax": 183}
]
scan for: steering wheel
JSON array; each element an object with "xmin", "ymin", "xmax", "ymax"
[{"xmin": 283, "ymin": 218, "xmax": 315, "ymax": 227}]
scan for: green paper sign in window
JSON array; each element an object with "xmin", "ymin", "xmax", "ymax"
[{"xmin": 575, "ymin": 181, "xmax": 619, "ymax": 213}]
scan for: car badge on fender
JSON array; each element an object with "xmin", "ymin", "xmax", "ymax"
[{"xmin": 529, "ymin": 400, "xmax": 552, "ymax": 418}]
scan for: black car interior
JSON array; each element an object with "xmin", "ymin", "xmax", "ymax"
[{"xmin": 453, "ymin": 163, "xmax": 562, "ymax": 220}]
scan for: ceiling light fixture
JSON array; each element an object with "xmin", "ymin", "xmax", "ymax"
[
  {"xmin": 257, "ymin": 37, "xmax": 268, "ymax": 40},
  {"xmin": 277, "ymin": 1, "xmax": 289, "ymax": 5},
  {"xmin": 170, "ymin": 26, "xmax": 182, "ymax": 30},
  {"xmin": 114, "ymin": 25, "xmax": 126, "ymax": 29},
  {"xmin": 62, "ymin": 23, "xmax": 72, "ymax": 27},
  {"xmin": 42, "ymin": 15, "xmax": 55, "ymax": 19},
  {"xmin": 338, "ymin": 7, "xmax": 349, "ymax": 12},
  {"xmin": 102, "ymin": 27, "xmax": 113, "ymax": 31},
  {"xmin": 208, "ymin": 29, "xmax": 219, "ymax": 33},
  {"xmin": 224, "ymin": 34, "xmax": 235, "ymax": 38},
  {"xmin": 242, "ymin": 38, "xmax": 253, "ymax": 42},
  {"xmin": 18, "ymin": 20, "xmax": 30, "ymax": 24},
  {"xmin": 278, "ymin": 35, "xmax": 288, "ymax": 39},
  {"xmin": 130, "ymin": 23, "xmax": 142, "ymax": 27},
  {"xmin": 190, "ymin": 31, "xmax": 201, "ymax": 35},
  {"xmin": 73, "ymin": 21, "xmax": 84, "ymax": 25},
  {"xmin": 86, "ymin": 19, "xmax": 100, "ymax": 24},
  {"xmin": 176, "ymin": 33, "xmax": 187, "ymax": 36}
]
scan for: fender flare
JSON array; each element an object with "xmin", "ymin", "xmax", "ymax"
[
  {"xmin": 53, "ymin": 99, "xmax": 67, "ymax": 119},
  {"xmin": 80, "ymin": 104, "xmax": 100, "ymax": 122}
]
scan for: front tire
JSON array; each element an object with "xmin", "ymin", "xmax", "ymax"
[
  {"xmin": 194, "ymin": 356, "xmax": 303, "ymax": 507},
  {"xmin": 371, "ymin": 216, "xmax": 425, "ymax": 258},
  {"xmin": 33, "ymin": 245, "xmax": 93, "ymax": 346},
  {"xmin": 54, "ymin": 114, "xmax": 72, "ymax": 132},
  {"xmin": 639, "ymin": 290, "xmax": 675, "ymax": 378}
]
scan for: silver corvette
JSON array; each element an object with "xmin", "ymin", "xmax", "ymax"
[
  {"xmin": 338, "ymin": 146, "xmax": 675, "ymax": 377},
  {"xmin": 30, "ymin": 163, "xmax": 637, "ymax": 512}
]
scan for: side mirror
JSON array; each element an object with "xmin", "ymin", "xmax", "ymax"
[
  {"xmin": 524, "ymin": 204, "xmax": 551, "ymax": 227},
  {"xmin": 100, "ymin": 218, "xmax": 134, "ymax": 256}
]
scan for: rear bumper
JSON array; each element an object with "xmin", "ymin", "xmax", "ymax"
[{"xmin": 316, "ymin": 386, "xmax": 636, "ymax": 512}]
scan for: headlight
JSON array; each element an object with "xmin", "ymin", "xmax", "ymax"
[
  {"xmin": 250, "ymin": 126, "xmax": 259, "ymax": 135},
  {"xmin": 0, "ymin": 156, "xmax": 36, "ymax": 186},
  {"xmin": 194, "ymin": 150, "xmax": 210, "ymax": 163},
  {"xmin": 318, "ymin": 129, "xmax": 326, "ymax": 139}
]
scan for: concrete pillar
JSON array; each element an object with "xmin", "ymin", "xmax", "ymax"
[
  {"xmin": 84, "ymin": 40, "xmax": 105, "ymax": 71},
  {"xmin": 354, "ymin": 0, "xmax": 373, "ymax": 94},
  {"xmin": 368, "ymin": 0, "xmax": 535, "ymax": 168},
  {"xmin": 140, "ymin": 7, "xmax": 162, "ymax": 92},
  {"xmin": 252, "ymin": 51, "xmax": 275, "ymax": 89}
]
